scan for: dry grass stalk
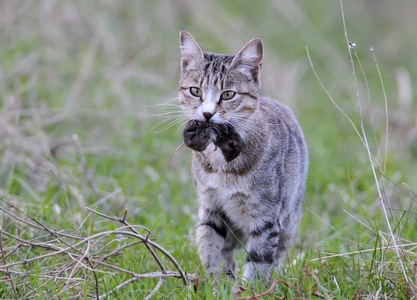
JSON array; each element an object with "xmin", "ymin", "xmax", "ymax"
[
  {"xmin": 339, "ymin": 0, "xmax": 413, "ymax": 292},
  {"xmin": 0, "ymin": 199, "xmax": 198, "ymax": 299},
  {"xmin": 304, "ymin": 0, "xmax": 417, "ymax": 296}
]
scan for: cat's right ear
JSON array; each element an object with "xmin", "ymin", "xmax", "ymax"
[{"xmin": 180, "ymin": 30, "xmax": 204, "ymax": 72}]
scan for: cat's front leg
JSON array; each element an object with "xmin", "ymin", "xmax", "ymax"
[
  {"xmin": 242, "ymin": 220, "xmax": 280, "ymax": 283},
  {"xmin": 196, "ymin": 205, "xmax": 236, "ymax": 282}
]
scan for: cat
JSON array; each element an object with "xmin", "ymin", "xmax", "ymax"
[{"xmin": 178, "ymin": 29, "xmax": 309, "ymax": 284}]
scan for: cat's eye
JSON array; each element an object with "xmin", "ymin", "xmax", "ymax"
[
  {"xmin": 220, "ymin": 91, "xmax": 236, "ymax": 101},
  {"xmin": 190, "ymin": 87, "xmax": 202, "ymax": 97}
]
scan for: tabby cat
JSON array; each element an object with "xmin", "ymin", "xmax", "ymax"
[{"xmin": 178, "ymin": 30, "xmax": 309, "ymax": 283}]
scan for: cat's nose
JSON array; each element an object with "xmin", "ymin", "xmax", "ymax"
[{"xmin": 203, "ymin": 112, "xmax": 214, "ymax": 121}]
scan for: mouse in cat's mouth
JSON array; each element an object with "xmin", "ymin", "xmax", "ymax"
[{"xmin": 181, "ymin": 119, "xmax": 243, "ymax": 162}]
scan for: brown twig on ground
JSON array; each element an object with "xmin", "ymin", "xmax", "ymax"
[
  {"xmin": 0, "ymin": 230, "xmax": 18, "ymax": 299},
  {"xmin": 234, "ymin": 263, "xmax": 320, "ymax": 299},
  {"xmin": 234, "ymin": 279, "xmax": 318, "ymax": 300},
  {"xmin": 0, "ymin": 199, "xmax": 198, "ymax": 299},
  {"xmin": 85, "ymin": 206, "xmax": 189, "ymax": 285}
]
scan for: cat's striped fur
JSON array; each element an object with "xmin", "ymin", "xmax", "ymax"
[{"xmin": 178, "ymin": 30, "xmax": 309, "ymax": 283}]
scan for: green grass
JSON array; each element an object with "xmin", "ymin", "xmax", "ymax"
[{"xmin": 1, "ymin": 0, "xmax": 417, "ymax": 299}]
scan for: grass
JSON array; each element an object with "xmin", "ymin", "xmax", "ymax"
[{"xmin": 1, "ymin": 0, "xmax": 417, "ymax": 299}]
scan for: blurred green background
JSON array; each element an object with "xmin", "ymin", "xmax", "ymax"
[{"xmin": 1, "ymin": 0, "xmax": 416, "ymax": 298}]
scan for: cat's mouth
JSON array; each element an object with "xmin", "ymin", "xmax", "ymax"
[
  {"xmin": 196, "ymin": 116, "xmax": 224, "ymax": 125},
  {"xmin": 200, "ymin": 119, "xmax": 226, "ymax": 126},
  {"xmin": 196, "ymin": 110, "xmax": 224, "ymax": 124}
]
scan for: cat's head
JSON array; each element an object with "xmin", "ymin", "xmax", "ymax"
[{"xmin": 178, "ymin": 30, "xmax": 263, "ymax": 125}]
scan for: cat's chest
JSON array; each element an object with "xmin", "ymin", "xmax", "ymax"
[
  {"xmin": 194, "ymin": 151, "xmax": 252, "ymax": 198},
  {"xmin": 202, "ymin": 171, "xmax": 251, "ymax": 196},
  {"xmin": 199, "ymin": 171, "xmax": 264, "ymax": 230},
  {"xmin": 195, "ymin": 154, "xmax": 255, "ymax": 207},
  {"xmin": 193, "ymin": 148, "xmax": 269, "ymax": 229}
]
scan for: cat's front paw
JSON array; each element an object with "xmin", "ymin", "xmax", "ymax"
[
  {"xmin": 182, "ymin": 119, "xmax": 214, "ymax": 152},
  {"xmin": 212, "ymin": 124, "xmax": 243, "ymax": 162}
]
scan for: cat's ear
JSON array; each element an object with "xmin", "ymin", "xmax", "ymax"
[
  {"xmin": 180, "ymin": 30, "xmax": 204, "ymax": 72},
  {"xmin": 231, "ymin": 38, "xmax": 263, "ymax": 79}
]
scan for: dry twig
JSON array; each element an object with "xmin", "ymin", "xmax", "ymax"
[{"xmin": 0, "ymin": 199, "xmax": 198, "ymax": 299}]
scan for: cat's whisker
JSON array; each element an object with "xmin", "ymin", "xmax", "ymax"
[
  {"xmin": 153, "ymin": 96, "xmax": 181, "ymax": 104},
  {"xmin": 228, "ymin": 118, "xmax": 262, "ymax": 144},
  {"xmin": 145, "ymin": 113, "xmax": 189, "ymax": 134},
  {"xmin": 151, "ymin": 103, "xmax": 182, "ymax": 109},
  {"xmin": 175, "ymin": 118, "xmax": 192, "ymax": 134},
  {"xmin": 225, "ymin": 121, "xmax": 244, "ymax": 140},
  {"xmin": 161, "ymin": 119, "xmax": 186, "ymax": 132},
  {"xmin": 152, "ymin": 118, "xmax": 188, "ymax": 134},
  {"xmin": 150, "ymin": 111, "xmax": 185, "ymax": 118},
  {"xmin": 138, "ymin": 99, "xmax": 181, "ymax": 112},
  {"xmin": 236, "ymin": 119, "xmax": 260, "ymax": 137}
]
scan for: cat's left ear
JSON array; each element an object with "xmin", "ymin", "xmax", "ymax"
[
  {"xmin": 180, "ymin": 30, "xmax": 204, "ymax": 72},
  {"xmin": 231, "ymin": 38, "xmax": 263, "ymax": 79}
]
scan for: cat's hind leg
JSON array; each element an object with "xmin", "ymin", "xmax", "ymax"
[{"xmin": 242, "ymin": 220, "xmax": 280, "ymax": 283}]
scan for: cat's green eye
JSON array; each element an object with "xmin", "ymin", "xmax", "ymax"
[
  {"xmin": 220, "ymin": 91, "xmax": 236, "ymax": 101},
  {"xmin": 190, "ymin": 87, "xmax": 202, "ymax": 97}
]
